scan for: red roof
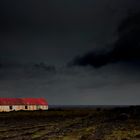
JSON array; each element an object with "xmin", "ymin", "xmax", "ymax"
[{"xmin": 0, "ymin": 98, "xmax": 48, "ymax": 105}]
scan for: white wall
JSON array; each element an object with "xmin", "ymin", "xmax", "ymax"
[{"xmin": 0, "ymin": 105, "xmax": 48, "ymax": 112}]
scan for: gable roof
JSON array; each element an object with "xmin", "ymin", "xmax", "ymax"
[{"xmin": 0, "ymin": 98, "xmax": 48, "ymax": 105}]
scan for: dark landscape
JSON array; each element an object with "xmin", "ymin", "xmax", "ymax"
[
  {"xmin": 0, "ymin": 1, "xmax": 140, "ymax": 140},
  {"xmin": 0, "ymin": 106, "xmax": 140, "ymax": 140}
]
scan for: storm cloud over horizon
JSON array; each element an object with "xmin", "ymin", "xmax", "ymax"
[
  {"xmin": 0, "ymin": 0, "xmax": 140, "ymax": 105},
  {"xmin": 70, "ymin": 12, "xmax": 140, "ymax": 68}
]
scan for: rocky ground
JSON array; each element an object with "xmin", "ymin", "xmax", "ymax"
[{"xmin": 0, "ymin": 106, "xmax": 140, "ymax": 140}]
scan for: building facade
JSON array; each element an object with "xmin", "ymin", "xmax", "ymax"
[{"xmin": 0, "ymin": 98, "xmax": 48, "ymax": 112}]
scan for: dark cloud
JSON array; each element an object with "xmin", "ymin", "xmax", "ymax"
[
  {"xmin": 69, "ymin": 12, "xmax": 140, "ymax": 68},
  {"xmin": 68, "ymin": 49, "xmax": 111, "ymax": 68},
  {"xmin": 0, "ymin": 0, "xmax": 139, "ymax": 67},
  {"xmin": 33, "ymin": 62, "xmax": 56, "ymax": 72},
  {"xmin": 0, "ymin": 0, "xmax": 140, "ymax": 104}
]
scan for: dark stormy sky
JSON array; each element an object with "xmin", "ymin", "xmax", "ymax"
[{"xmin": 0, "ymin": 0, "xmax": 140, "ymax": 105}]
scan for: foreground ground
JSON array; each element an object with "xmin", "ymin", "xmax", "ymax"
[{"xmin": 0, "ymin": 106, "xmax": 140, "ymax": 140}]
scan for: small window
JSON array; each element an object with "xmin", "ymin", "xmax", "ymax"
[
  {"xmin": 9, "ymin": 106, "xmax": 12, "ymax": 110},
  {"xmin": 25, "ymin": 106, "xmax": 28, "ymax": 109}
]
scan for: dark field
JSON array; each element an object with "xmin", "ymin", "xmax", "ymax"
[{"xmin": 0, "ymin": 106, "xmax": 140, "ymax": 140}]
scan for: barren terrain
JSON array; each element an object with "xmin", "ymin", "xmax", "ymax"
[{"xmin": 0, "ymin": 106, "xmax": 140, "ymax": 140}]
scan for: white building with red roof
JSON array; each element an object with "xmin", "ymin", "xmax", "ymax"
[{"xmin": 0, "ymin": 98, "xmax": 48, "ymax": 112}]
